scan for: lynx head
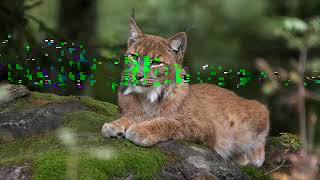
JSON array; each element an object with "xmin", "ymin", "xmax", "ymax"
[{"xmin": 121, "ymin": 18, "xmax": 187, "ymax": 103}]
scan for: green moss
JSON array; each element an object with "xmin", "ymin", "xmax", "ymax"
[
  {"xmin": 0, "ymin": 130, "xmax": 14, "ymax": 143},
  {"xmin": 32, "ymin": 143, "xmax": 166, "ymax": 179},
  {"xmin": 0, "ymin": 133, "xmax": 62, "ymax": 166},
  {"xmin": 0, "ymin": 96, "xmax": 33, "ymax": 112},
  {"xmin": 31, "ymin": 92, "xmax": 71, "ymax": 102},
  {"xmin": 78, "ymin": 96, "xmax": 118, "ymax": 117},
  {"xmin": 0, "ymin": 92, "xmax": 72, "ymax": 113},
  {"xmin": 32, "ymin": 150, "xmax": 67, "ymax": 180},
  {"xmin": 80, "ymin": 147, "xmax": 165, "ymax": 179},
  {"xmin": 241, "ymin": 166, "xmax": 272, "ymax": 180},
  {"xmin": 64, "ymin": 111, "xmax": 113, "ymax": 133},
  {"xmin": 0, "ymin": 91, "xmax": 118, "ymax": 115},
  {"xmin": 1, "ymin": 127, "xmax": 166, "ymax": 179}
]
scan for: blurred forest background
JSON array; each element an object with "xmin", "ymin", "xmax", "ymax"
[{"xmin": 0, "ymin": 0, "xmax": 319, "ymax": 145}]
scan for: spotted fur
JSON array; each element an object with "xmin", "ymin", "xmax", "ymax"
[{"xmin": 102, "ymin": 18, "xmax": 270, "ymax": 167}]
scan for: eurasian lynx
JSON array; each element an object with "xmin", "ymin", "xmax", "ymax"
[{"xmin": 102, "ymin": 18, "xmax": 270, "ymax": 167}]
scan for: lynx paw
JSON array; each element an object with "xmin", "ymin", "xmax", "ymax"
[
  {"xmin": 125, "ymin": 125, "xmax": 157, "ymax": 147},
  {"xmin": 235, "ymin": 154, "xmax": 250, "ymax": 166},
  {"xmin": 101, "ymin": 122, "xmax": 125, "ymax": 138}
]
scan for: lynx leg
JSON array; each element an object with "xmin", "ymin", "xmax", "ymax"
[
  {"xmin": 125, "ymin": 118, "xmax": 185, "ymax": 147},
  {"xmin": 102, "ymin": 117, "xmax": 135, "ymax": 138},
  {"xmin": 248, "ymin": 144, "xmax": 265, "ymax": 167}
]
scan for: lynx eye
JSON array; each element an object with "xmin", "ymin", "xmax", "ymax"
[
  {"xmin": 128, "ymin": 54, "xmax": 139, "ymax": 61},
  {"xmin": 151, "ymin": 60, "xmax": 161, "ymax": 65},
  {"xmin": 151, "ymin": 57, "xmax": 163, "ymax": 66}
]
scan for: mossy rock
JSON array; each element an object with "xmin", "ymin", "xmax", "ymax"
[
  {"xmin": 0, "ymin": 91, "xmax": 166, "ymax": 179},
  {"xmin": 0, "ymin": 86, "xmax": 301, "ymax": 179}
]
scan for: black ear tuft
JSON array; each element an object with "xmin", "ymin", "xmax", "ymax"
[
  {"xmin": 131, "ymin": 8, "xmax": 135, "ymax": 20},
  {"xmin": 128, "ymin": 17, "xmax": 143, "ymax": 47}
]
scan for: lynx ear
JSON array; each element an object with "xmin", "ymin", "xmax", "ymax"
[
  {"xmin": 128, "ymin": 17, "xmax": 143, "ymax": 47},
  {"xmin": 168, "ymin": 32, "xmax": 187, "ymax": 58}
]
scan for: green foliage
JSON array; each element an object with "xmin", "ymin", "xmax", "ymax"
[
  {"xmin": 241, "ymin": 166, "xmax": 272, "ymax": 180},
  {"xmin": 306, "ymin": 57, "xmax": 320, "ymax": 71},
  {"xmin": 278, "ymin": 132, "xmax": 302, "ymax": 150},
  {"xmin": 273, "ymin": 16, "xmax": 320, "ymax": 49},
  {"xmin": 218, "ymin": 0, "xmax": 266, "ymax": 21},
  {"xmin": 267, "ymin": 133, "xmax": 302, "ymax": 151},
  {"xmin": 262, "ymin": 80, "xmax": 279, "ymax": 95}
]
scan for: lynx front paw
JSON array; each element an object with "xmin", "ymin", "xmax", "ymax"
[
  {"xmin": 125, "ymin": 125, "xmax": 157, "ymax": 147},
  {"xmin": 101, "ymin": 122, "xmax": 125, "ymax": 138}
]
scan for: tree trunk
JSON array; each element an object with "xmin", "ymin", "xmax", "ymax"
[
  {"xmin": 0, "ymin": 0, "xmax": 26, "ymax": 83},
  {"xmin": 58, "ymin": 0, "xmax": 97, "ymax": 44},
  {"xmin": 0, "ymin": 0, "xmax": 26, "ymax": 64},
  {"xmin": 57, "ymin": 0, "xmax": 98, "ymax": 96}
]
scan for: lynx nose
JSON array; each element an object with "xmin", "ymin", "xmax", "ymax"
[{"xmin": 136, "ymin": 73, "xmax": 144, "ymax": 80}]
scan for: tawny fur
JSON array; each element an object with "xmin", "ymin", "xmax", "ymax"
[{"xmin": 102, "ymin": 18, "xmax": 270, "ymax": 167}]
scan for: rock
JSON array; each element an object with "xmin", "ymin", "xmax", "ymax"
[
  {"xmin": 0, "ymin": 164, "xmax": 31, "ymax": 180},
  {"xmin": 0, "ymin": 101, "xmax": 87, "ymax": 138},
  {"xmin": 0, "ymin": 84, "xmax": 30, "ymax": 105},
  {"xmin": 157, "ymin": 141, "xmax": 247, "ymax": 180}
]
